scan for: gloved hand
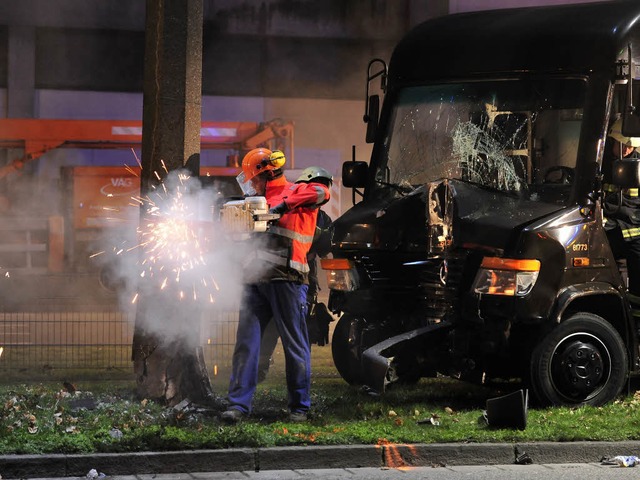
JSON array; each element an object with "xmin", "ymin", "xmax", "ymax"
[{"xmin": 269, "ymin": 202, "xmax": 288, "ymax": 215}]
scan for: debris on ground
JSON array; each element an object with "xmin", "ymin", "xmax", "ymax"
[
  {"xmin": 417, "ymin": 414, "xmax": 440, "ymax": 426},
  {"xmin": 172, "ymin": 398, "xmax": 191, "ymax": 412},
  {"xmin": 514, "ymin": 447, "xmax": 533, "ymax": 465},
  {"xmin": 86, "ymin": 468, "xmax": 106, "ymax": 478},
  {"xmin": 601, "ymin": 455, "xmax": 640, "ymax": 467}
]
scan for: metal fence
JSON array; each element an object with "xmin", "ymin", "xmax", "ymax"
[{"xmin": 0, "ymin": 304, "xmax": 239, "ymax": 380}]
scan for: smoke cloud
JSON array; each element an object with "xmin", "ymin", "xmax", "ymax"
[{"xmin": 91, "ymin": 168, "xmax": 263, "ymax": 348}]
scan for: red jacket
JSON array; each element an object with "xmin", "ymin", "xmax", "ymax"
[{"xmin": 258, "ymin": 175, "xmax": 330, "ymax": 282}]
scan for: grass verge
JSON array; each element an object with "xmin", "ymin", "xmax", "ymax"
[
  {"xmin": 3, "ymin": 343, "xmax": 640, "ymax": 454},
  {"xmin": 3, "ymin": 371, "xmax": 640, "ymax": 455}
]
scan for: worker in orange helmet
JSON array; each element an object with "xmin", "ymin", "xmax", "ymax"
[
  {"xmin": 221, "ymin": 147, "xmax": 330, "ymax": 424},
  {"xmin": 257, "ymin": 166, "xmax": 335, "ymax": 383}
]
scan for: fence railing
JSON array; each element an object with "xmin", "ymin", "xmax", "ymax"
[{"xmin": 0, "ymin": 304, "xmax": 239, "ymax": 380}]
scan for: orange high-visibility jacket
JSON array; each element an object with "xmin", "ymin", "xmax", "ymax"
[{"xmin": 262, "ymin": 175, "xmax": 330, "ymax": 278}]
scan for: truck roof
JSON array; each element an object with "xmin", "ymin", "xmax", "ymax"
[{"xmin": 390, "ymin": 0, "xmax": 640, "ymax": 84}]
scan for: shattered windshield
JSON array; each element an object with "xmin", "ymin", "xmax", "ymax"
[{"xmin": 376, "ymin": 78, "xmax": 586, "ymax": 204}]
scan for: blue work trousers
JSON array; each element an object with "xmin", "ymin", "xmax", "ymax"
[{"xmin": 227, "ymin": 281, "xmax": 310, "ymax": 414}]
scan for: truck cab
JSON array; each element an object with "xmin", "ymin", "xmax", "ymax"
[{"xmin": 323, "ymin": 0, "xmax": 640, "ymax": 406}]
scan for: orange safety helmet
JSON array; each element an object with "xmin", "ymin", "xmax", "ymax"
[{"xmin": 241, "ymin": 148, "xmax": 287, "ymax": 181}]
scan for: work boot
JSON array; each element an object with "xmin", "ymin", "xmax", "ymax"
[
  {"xmin": 288, "ymin": 411, "xmax": 308, "ymax": 423},
  {"xmin": 221, "ymin": 408, "xmax": 245, "ymax": 424}
]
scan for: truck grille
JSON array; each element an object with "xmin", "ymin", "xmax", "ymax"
[
  {"xmin": 355, "ymin": 253, "xmax": 466, "ymax": 320},
  {"xmin": 358, "ymin": 254, "xmax": 424, "ymax": 287},
  {"xmin": 419, "ymin": 255, "xmax": 466, "ymax": 320}
]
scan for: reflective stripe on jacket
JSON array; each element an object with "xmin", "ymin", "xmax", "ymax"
[
  {"xmin": 264, "ymin": 176, "xmax": 330, "ymax": 275},
  {"xmin": 603, "ymin": 183, "xmax": 638, "ymax": 197}
]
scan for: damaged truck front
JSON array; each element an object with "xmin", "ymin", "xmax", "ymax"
[{"xmin": 322, "ymin": 0, "xmax": 640, "ymax": 407}]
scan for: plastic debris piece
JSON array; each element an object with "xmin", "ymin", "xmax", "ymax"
[
  {"xmin": 362, "ymin": 386, "xmax": 380, "ymax": 397},
  {"xmin": 515, "ymin": 451, "xmax": 533, "ymax": 465},
  {"xmin": 85, "ymin": 469, "xmax": 106, "ymax": 479},
  {"xmin": 417, "ymin": 415, "xmax": 440, "ymax": 426},
  {"xmin": 514, "ymin": 446, "xmax": 533, "ymax": 465},
  {"xmin": 601, "ymin": 455, "xmax": 640, "ymax": 467},
  {"xmin": 485, "ymin": 389, "xmax": 528, "ymax": 430},
  {"xmin": 172, "ymin": 398, "xmax": 191, "ymax": 412}
]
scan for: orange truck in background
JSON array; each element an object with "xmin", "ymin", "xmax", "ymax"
[{"xmin": 0, "ymin": 118, "xmax": 293, "ymax": 281}]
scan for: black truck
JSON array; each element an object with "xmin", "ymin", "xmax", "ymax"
[{"xmin": 321, "ymin": 0, "xmax": 640, "ymax": 407}]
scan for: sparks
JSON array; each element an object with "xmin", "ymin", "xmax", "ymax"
[
  {"xmin": 128, "ymin": 169, "xmax": 220, "ymax": 303},
  {"xmin": 92, "ymin": 165, "xmax": 223, "ymax": 304}
]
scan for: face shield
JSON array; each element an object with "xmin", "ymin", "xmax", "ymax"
[{"xmin": 236, "ymin": 171, "xmax": 257, "ymax": 197}]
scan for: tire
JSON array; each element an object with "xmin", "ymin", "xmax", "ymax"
[
  {"xmin": 331, "ymin": 314, "xmax": 366, "ymax": 385},
  {"xmin": 530, "ymin": 313, "xmax": 628, "ymax": 407},
  {"xmin": 331, "ymin": 314, "xmax": 424, "ymax": 387}
]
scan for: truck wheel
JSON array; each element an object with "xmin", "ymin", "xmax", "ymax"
[
  {"xmin": 530, "ymin": 313, "xmax": 628, "ymax": 407},
  {"xmin": 331, "ymin": 314, "xmax": 366, "ymax": 385}
]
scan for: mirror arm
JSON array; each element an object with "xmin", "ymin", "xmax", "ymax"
[
  {"xmin": 350, "ymin": 145, "xmax": 364, "ymax": 204},
  {"xmin": 364, "ymin": 58, "xmax": 388, "ymax": 123}
]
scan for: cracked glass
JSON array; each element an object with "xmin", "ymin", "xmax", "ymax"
[{"xmin": 374, "ymin": 78, "xmax": 586, "ymax": 204}]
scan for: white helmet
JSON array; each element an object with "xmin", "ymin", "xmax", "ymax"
[
  {"xmin": 296, "ymin": 166, "xmax": 333, "ymax": 186},
  {"xmin": 609, "ymin": 118, "xmax": 640, "ymax": 147}
]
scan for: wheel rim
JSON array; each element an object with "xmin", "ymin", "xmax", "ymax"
[{"xmin": 549, "ymin": 332, "xmax": 611, "ymax": 403}]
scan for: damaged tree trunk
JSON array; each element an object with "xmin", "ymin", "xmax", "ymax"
[{"xmin": 132, "ymin": 0, "xmax": 215, "ymax": 406}]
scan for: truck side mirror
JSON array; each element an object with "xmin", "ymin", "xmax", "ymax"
[
  {"xmin": 342, "ymin": 161, "xmax": 368, "ymax": 189},
  {"xmin": 612, "ymin": 158, "xmax": 640, "ymax": 188}
]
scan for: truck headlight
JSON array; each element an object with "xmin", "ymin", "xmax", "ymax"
[
  {"xmin": 320, "ymin": 258, "xmax": 360, "ymax": 291},
  {"xmin": 472, "ymin": 257, "xmax": 540, "ymax": 297}
]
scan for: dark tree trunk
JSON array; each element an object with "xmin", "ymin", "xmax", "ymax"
[{"xmin": 132, "ymin": 0, "xmax": 214, "ymax": 407}]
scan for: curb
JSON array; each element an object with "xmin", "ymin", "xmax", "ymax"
[{"xmin": 3, "ymin": 441, "xmax": 640, "ymax": 478}]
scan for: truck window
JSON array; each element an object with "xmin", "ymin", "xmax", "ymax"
[{"xmin": 377, "ymin": 78, "xmax": 586, "ymax": 204}]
